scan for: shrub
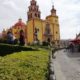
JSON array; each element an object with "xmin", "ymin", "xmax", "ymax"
[
  {"xmin": 0, "ymin": 39, "xmax": 7, "ymax": 43},
  {"xmin": 42, "ymin": 41, "xmax": 49, "ymax": 46},
  {"xmin": 0, "ymin": 43, "xmax": 38, "ymax": 56},
  {"xmin": 0, "ymin": 49, "xmax": 49, "ymax": 80}
]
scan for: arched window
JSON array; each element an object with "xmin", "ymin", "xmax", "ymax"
[
  {"xmin": 45, "ymin": 23, "xmax": 51, "ymax": 35},
  {"xmin": 35, "ymin": 13, "xmax": 37, "ymax": 17}
]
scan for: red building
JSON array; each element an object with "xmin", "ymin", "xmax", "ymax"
[{"xmin": 11, "ymin": 18, "xmax": 27, "ymax": 39}]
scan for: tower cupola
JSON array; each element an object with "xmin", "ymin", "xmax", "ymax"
[
  {"xmin": 27, "ymin": 0, "xmax": 41, "ymax": 21},
  {"xmin": 51, "ymin": 5, "xmax": 56, "ymax": 16}
]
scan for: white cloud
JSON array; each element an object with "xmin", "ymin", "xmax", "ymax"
[
  {"xmin": 2, "ymin": 0, "xmax": 20, "ymax": 10},
  {"xmin": 54, "ymin": 0, "xmax": 80, "ymax": 39}
]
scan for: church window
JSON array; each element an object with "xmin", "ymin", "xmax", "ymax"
[
  {"xmin": 45, "ymin": 23, "xmax": 51, "ymax": 35},
  {"xmin": 56, "ymin": 31, "xmax": 58, "ymax": 34},
  {"xmin": 35, "ymin": 13, "xmax": 37, "ymax": 17}
]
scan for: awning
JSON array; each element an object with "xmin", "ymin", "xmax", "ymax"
[{"xmin": 70, "ymin": 39, "xmax": 80, "ymax": 44}]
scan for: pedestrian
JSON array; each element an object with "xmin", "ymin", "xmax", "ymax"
[
  {"xmin": 19, "ymin": 30, "xmax": 25, "ymax": 46},
  {"xmin": 69, "ymin": 43, "xmax": 74, "ymax": 53},
  {"xmin": 7, "ymin": 31, "xmax": 14, "ymax": 44}
]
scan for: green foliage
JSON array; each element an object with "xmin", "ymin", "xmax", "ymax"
[
  {"xmin": 0, "ymin": 49, "xmax": 49, "ymax": 80},
  {"xmin": 42, "ymin": 41, "xmax": 50, "ymax": 46},
  {"xmin": 0, "ymin": 44, "xmax": 38, "ymax": 56},
  {"xmin": 0, "ymin": 39, "xmax": 7, "ymax": 43}
]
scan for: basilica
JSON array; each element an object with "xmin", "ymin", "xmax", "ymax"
[{"xmin": 2, "ymin": 0, "xmax": 60, "ymax": 46}]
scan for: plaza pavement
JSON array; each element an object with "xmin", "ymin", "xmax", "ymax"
[{"xmin": 52, "ymin": 50, "xmax": 80, "ymax": 80}]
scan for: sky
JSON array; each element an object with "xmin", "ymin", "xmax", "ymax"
[{"xmin": 0, "ymin": 0, "xmax": 80, "ymax": 39}]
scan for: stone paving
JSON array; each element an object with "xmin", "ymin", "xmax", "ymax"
[{"xmin": 53, "ymin": 50, "xmax": 80, "ymax": 80}]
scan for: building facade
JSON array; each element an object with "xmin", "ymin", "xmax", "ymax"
[
  {"xmin": 2, "ymin": 0, "xmax": 60, "ymax": 46},
  {"xmin": 26, "ymin": 0, "xmax": 60, "ymax": 45},
  {"xmin": 11, "ymin": 19, "xmax": 26, "ymax": 39}
]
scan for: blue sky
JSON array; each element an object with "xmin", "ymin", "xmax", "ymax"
[{"xmin": 0, "ymin": 0, "xmax": 80, "ymax": 39}]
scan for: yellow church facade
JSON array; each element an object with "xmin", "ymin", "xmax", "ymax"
[
  {"xmin": 2, "ymin": 0, "xmax": 60, "ymax": 46},
  {"xmin": 26, "ymin": 0, "xmax": 60, "ymax": 45}
]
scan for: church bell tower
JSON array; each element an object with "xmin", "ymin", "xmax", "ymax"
[
  {"xmin": 27, "ymin": 0, "xmax": 41, "ymax": 21},
  {"xmin": 51, "ymin": 5, "xmax": 56, "ymax": 16}
]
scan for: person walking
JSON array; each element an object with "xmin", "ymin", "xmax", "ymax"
[{"xmin": 19, "ymin": 30, "xmax": 25, "ymax": 46}]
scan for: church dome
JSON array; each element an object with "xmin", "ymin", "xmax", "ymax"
[{"xmin": 14, "ymin": 18, "xmax": 26, "ymax": 28}]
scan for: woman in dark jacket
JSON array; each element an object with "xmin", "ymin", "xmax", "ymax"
[{"xmin": 19, "ymin": 30, "xmax": 25, "ymax": 46}]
